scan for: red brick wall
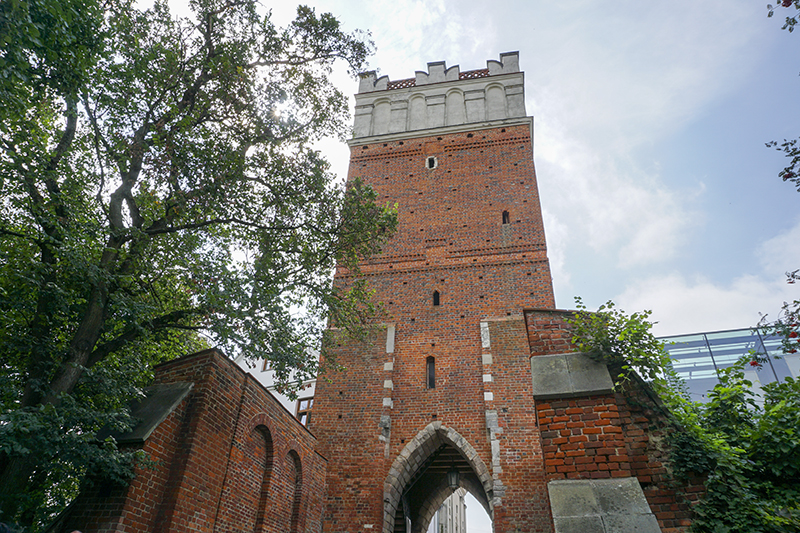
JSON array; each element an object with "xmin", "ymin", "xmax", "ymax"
[
  {"xmin": 310, "ymin": 329, "xmax": 391, "ymax": 531},
  {"xmin": 525, "ymin": 308, "xmax": 576, "ymax": 356},
  {"xmin": 340, "ymin": 123, "xmax": 555, "ymax": 313},
  {"xmin": 525, "ymin": 310, "xmax": 704, "ymax": 533},
  {"xmin": 311, "ymin": 123, "xmax": 559, "ymax": 533},
  {"xmin": 60, "ymin": 349, "xmax": 326, "ymax": 533},
  {"xmin": 484, "ymin": 316, "xmax": 553, "ymax": 531}
]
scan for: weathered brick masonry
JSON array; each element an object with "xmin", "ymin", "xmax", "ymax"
[
  {"xmin": 311, "ymin": 53, "xmax": 702, "ymax": 533},
  {"xmin": 526, "ymin": 310, "xmax": 705, "ymax": 533},
  {"xmin": 57, "ymin": 349, "xmax": 326, "ymax": 533},
  {"xmin": 310, "ymin": 53, "xmax": 557, "ymax": 533}
]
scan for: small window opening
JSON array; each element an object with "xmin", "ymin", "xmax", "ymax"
[
  {"xmin": 426, "ymin": 356, "xmax": 435, "ymax": 389},
  {"xmin": 296, "ymin": 397, "xmax": 313, "ymax": 426},
  {"xmin": 432, "ymin": 290, "xmax": 440, "ymax": 306},
  {"xmin": 502, "ymin": 211, "xmax": 510, "ymax": 224},
  {"xmin": 426, "ymin": 156, "xmax": 438, "ymax": 169}
]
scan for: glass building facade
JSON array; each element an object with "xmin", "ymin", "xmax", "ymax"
[{"xmin": 659, "ymin": 328, "xmax": 800, "ymax": 402}]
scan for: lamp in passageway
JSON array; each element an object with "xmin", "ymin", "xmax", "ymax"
[{"xmin": 447, "ymin": 464, "xmax": 459, "ymax": 490}]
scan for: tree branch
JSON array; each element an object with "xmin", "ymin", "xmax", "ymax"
[
  {"xmin": 139, "ymin": 216, "xmax": 300, "ymax": 238},
  {"xmin": 0, "ymin": 227, "xmax": 41, "ymax": 243},
  {"xmin": 87, "ymin": 308, "xmax": 200, "ymax": 368}
]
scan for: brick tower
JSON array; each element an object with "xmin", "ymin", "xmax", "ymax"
[
  {"xmin": 310, "ymin": 52, "xmax": 555, "ymax": 533},
  {"xmin": 310, "ymin": 53, "xmax": 680, "ymax": 533},
  {"xmin": 60, "ymin": 53, "xmax": 699, "ymax": 533}
]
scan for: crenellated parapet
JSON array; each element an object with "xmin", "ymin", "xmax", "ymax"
[{"xmin": 352, "ymin": 52, "xmax": 526, "ymax": 141}]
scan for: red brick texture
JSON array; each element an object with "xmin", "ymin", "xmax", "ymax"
[
  {"xmin": 311, "ymin": 123, "xmax": 559, "ymax": 533},
  {"xmin": 59, "ymin": 349, "xmax": 326, "ymax": 533},
  {"xmin": 311, "ymin": 114, "xmax": 704, "ymax": 532},
  {"xmin": 526, "ymin": 310, "xmax": 704, "ymax": 533},
  {"xmin": 483, "ymin": 316, "xmax": 553, "ymax": 531}
]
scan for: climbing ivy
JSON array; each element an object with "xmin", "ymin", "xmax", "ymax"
[
  {"xmin": 567, "ymin": 299, "xmax": 800, "ymax": 532},
  {"xmin": 567, "ymin": 298, "xmax": 677, "ymax": 389}
]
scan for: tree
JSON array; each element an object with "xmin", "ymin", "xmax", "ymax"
[
  {"xmin": 0, "ymin": 0, "xmax": 397, "ymax": 527},
  {"xmin": 569, "ymin": 300, "xmax": 800, "ymax": 532}
]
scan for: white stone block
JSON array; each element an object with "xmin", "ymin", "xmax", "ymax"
[
  {"xmin": 480, "ymin": 322, "xmax": 491, "ymax": 349},
  {"xmin": 386, "ymin": 324, "xmax": 395, "ymax": 353}
]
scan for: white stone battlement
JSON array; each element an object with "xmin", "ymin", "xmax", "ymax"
[{"xmin": 352, "ymin": 52, "xmax": 526, "ymax": 140}]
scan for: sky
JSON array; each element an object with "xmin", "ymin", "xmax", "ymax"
[
  {"xmin": 163, "ymin": 1, "xmax": 798, "ymax": 531},
  {"xmin": 262, "ymin": 0, "xmax": 800, "ymax": 340}
]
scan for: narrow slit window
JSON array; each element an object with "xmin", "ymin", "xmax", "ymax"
[
  {"xmin": 426, "ymin": 356, "xmax": 435, "ymax": 389},
  {"xmin": 432, "ymin": 290, "xmax": 440, "ymax": 306},
  {"xmin": 502, "ymin": 210, "xmax": 510, "ymax": 224},
  {"xmin": 426, "ymin": 156, "xmax": 438, "ymax": 169}
]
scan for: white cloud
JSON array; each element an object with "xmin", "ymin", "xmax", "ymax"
[
  {"xmin": 759, "ymin": 216, "xmax": 800, "ymax": 279},
  {"xmin": 542, "ymin": 207, "xmax": 570, "ymax": 291},
  {"xmin": 615, "ymin": 219, "xmax": 800, "ymax": 336},
  {"xmin": 527, "ymin": 2, "xmax": 762, "ymax": 150},
  {"xmin": 359, "ymin": 0, "xmax": 494, "ymax": 79},
  {"xmin": 536, "ymin": 119, "xmax": 699, "ymax": 268},
  {"xmin": 615, "ymin": 273, "xmax": 790, "ymax": 336},
  {"xmin": 525, "ymin": 2, "xmax": 764, "ymax": 275}
]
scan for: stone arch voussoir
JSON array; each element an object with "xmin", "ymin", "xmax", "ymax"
[{"xmin": 383, "ymin": 423, "xmax": 492, "ymax": 533}]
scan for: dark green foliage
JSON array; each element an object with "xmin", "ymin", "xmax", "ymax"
[
  {"xmin": 569, "ymin": 299, "xmax": 800, "ymax": 532},
  {"xmin": 0, "ymin": 0, "xmax": 396, "ymax": 528}
]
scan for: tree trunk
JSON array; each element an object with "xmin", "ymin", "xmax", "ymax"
[
  {"xmin": 0, "ymin": 454, "xmax": 34, "ymax": 524},
  {"xmin": 0, "ymin": 286, "xmax": 109, "ymax": 522},
  {"xmin": 43, "ymin": 289, "xmax": 108, "ymax": 404}
]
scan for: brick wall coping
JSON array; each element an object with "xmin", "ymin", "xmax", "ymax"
[
  {"xmin": 523, "ymin": 307, "xmax": 576, "ymax": 315},
  {"xmin": 152, "ymin": 348, "xmax": 321, "ymax": 441}
]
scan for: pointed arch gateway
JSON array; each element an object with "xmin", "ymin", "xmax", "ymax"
[{"xmin": 383, "ymin": 423, "xmax": 493, "ymax": 533}]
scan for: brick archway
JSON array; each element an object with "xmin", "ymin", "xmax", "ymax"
[{"xmin": 383, "ymin": 422, "xmax": 493, "ymax": 533}]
